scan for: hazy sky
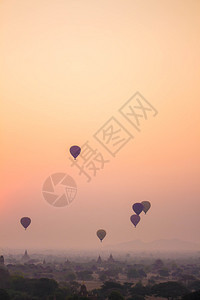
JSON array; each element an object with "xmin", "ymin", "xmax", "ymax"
[{"xmin": 1, "ymin": 0, "xmax": 200, "ymax": 251}]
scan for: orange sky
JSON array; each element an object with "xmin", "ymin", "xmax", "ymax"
[{"xmin": 0, "ymin": 0, "xmax": 200, "ymax": 250}]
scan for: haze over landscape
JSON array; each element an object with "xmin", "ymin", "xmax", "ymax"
[{"xmin": 1, "ymin": 1, "xmax": 200, "ymax": 299}]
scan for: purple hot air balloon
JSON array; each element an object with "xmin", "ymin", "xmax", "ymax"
[
  {"xmin": 70, "ymin": 145, "xmax": 81, "ymax": 160},
  {"xmin": 130, "ymin": 214, "xmax": 140, "ymax": 227},
  {"xmin": 96, "ymin": 229, "xmax": 106, "ymax": 242},
  {"xmin": 20, "ymin": 217, "xmax": 31, "ymax": 230},
  {"xmin": 132, "ymin": 203, "xmax": 144, "ymax": 215},
  {"xmin": 141, "ymin": 201, "xmax": 151, "ymax": 214}
]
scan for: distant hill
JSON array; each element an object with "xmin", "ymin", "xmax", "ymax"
[{"xmin": 106, "ymin": 239, "xmax": 200, "ymax": 252}]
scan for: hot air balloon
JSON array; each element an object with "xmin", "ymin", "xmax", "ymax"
[
  {"xmin": 132, "ymin": 203, "xmax": 144, "ymax": 215},
  {"xmin": 70, "ymin": 146, "xmax": 81, "ymax": 160},
  {"xmin": 97, "ymin": 229, "xmax": 106, "ymax": 242},
  {"xmin": 20, "ymin": 217, "xmax": 31, "ymax": 230},
  {"xmin": 130, "ymin": 214, "xmax": 140, "ymax": 227},
  {"xmin": 141, "ymin": 201, "xmax": 151, "ymax": 214}
]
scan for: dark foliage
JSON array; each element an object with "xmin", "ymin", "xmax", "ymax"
[
  {"xmin": 150, "ymin": 281, "xmax": 189, "ymax": 298},
  {"xmin": 182, "ymin": 290, "xmax": 200, "ymax": 300}
]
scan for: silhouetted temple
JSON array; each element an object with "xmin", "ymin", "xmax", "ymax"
[
  {"xmin": 79, "ymin": 284, "xmax": 88, "ymax": 297},
  {"xmin": 97, "ymin": 255, "xmax": 102, "ymax": 263},
  {"xmin": 64, "ymin": 259, "xmax": 71, "ymax": 266},
  {"xmin": 21, "ymin": 250, "xmax": 30, "ymax": 262},
  {"xmin": 107, "ymin": 254, "xmax": 114, "ymax": 262},
  {"xmin": 0, "ymin": 256, "xmax": 4, "ymax": 265}
]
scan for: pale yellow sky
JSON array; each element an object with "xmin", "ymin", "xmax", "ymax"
[{"xmin": 0, "ymin": 0, "xmax": 200, "ymax": 250}]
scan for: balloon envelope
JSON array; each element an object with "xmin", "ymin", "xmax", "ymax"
[
  {"xmin": 141, "ymin": 201, "xmax": 151, "ymax": 214},
  {"xmin": 97, "ymin": 229, "xmax": 106, "ymax": 242},
  {"xmin": 130, "ymin": 214, "xmax": 140, "ymax": 227},
  {"xmin": 70, "ymin": 146, "xmax": 81, "ymax": 160},
  {"xmin": 132, "ymin": 203, "xmax": 144, "ymax": 215},
  {"xmin": 20, "ymin": 217, "xmax": 31, "ymax": 230}
]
